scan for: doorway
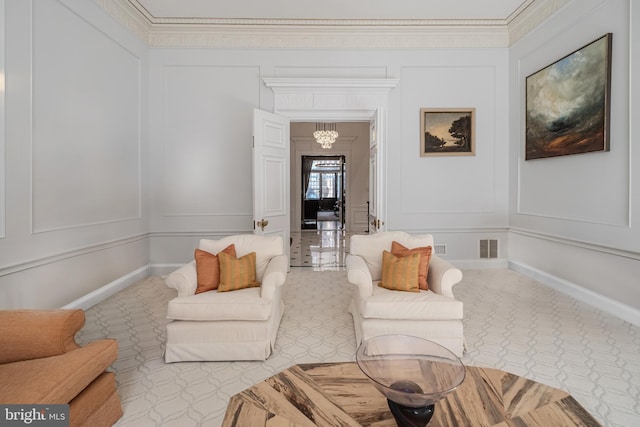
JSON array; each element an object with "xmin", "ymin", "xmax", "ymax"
[
  {"xmin": 301, "ymin": 155, "xmax": 345, "ymax": 231},
  {"xmin": 290, "ymin": 122, "xmax": 370, "ymax": 234}
]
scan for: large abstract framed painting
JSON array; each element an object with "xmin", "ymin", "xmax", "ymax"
[
  {"xmin": 420, "ymin": 108, "xmax": 475, "ymax": 157},
  {"xmin": 526, "ymin": 33, "xmax": 612, "ymax": 160}
]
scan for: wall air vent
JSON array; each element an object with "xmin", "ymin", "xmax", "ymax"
[
  {"xmin": 434, "ymin": 244, "xmax": 446, "ymax": 255},
  {"xmin": 479, "ymin": 239, "xmax": 498, "ymax": 259}
]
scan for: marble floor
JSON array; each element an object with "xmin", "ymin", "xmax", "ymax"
[{"xmin": 289, "ymin": 222, "xmax": 353, "ymax": 268}]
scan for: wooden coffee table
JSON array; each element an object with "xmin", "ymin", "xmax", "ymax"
[{"xmin": 222, "ymin": 362, "xmax": 602, "ymax": 426}]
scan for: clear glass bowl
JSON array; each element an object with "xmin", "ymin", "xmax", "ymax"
[{"xmin": 356, "ymin": 335, "xmax": 465, "ymax": 411}]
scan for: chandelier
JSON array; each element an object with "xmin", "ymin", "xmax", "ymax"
[{"xmin": 313, "ymin": 123, "xmax": 339, "ymax": 149}]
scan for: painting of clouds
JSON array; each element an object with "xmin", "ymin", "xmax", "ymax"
[{"xmin": 526, "ymin": 33, "xmax": 612, "ymax": 160}]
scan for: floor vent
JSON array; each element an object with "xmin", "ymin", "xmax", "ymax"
[
  {"xmin": 434, "ymin": 244, "xmax": 446, "ymax": 255},
  {"xmin": 479, "ymin": 239, "xmax": 498, "ymax": 259}
]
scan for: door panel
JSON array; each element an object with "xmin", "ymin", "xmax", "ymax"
[
  {"xmin": 253, "ymin": 109, "xmax": 290, "ymax": 259},
  {"xmin": 368, "ymin": 107, "xmax": 385, "ymax": 233}
]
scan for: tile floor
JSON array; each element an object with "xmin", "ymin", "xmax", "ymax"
[{"xmin": 289, "ymin": 223, "xmax": 352, "ymax": 269}]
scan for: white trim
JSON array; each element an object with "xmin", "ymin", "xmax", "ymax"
[
  {"xmin": 94, "ymin": 0, "xmax": 567, "ymax": 49},
  {"xmin": 509, "ymin": 260, "xmax": 640, "ymax": 327},
  {"xmin": 0, "ymin": 233, "xmax": 149, "ymax": 276},
  {"xmin": 150, "ymin": 263, "xmax": 182, "ymax": 277},
  {"xmin": 264, "ymin": 78, "xmax": 398, "ymax": 121},
  {"xmin": 452, "ymin": 259, "xmax": 509, "ymax": 269},
  {"xmin": 0, "ymin": 0, "xmax": 5, "ymax": 239},
  {"xmin": 62, "ymin": 265, "xmax": 150, "ymax": 310},
  {"xmin": 510, "ymin": 227, "xmax": 640, "ymax": 261}
]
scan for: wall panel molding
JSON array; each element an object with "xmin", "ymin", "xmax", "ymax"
[
  {"xmin": 0, "ymin": 233, "xmax": 148, "ymax": 277},
  {"xmin": 510, "ymin": 227, "xmax": 640, "ymax": 261},
  {"xmin": 31, "ymin": 0, "xmax": 143, "ymax": 233},
  {"xmin": 0, "ymin": 0, "xmax": 5, "ymax": 239}
]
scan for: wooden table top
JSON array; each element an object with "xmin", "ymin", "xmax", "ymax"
[{"xmin": 222, "ymin": 362, "xmax": 602, "ymax": 427}]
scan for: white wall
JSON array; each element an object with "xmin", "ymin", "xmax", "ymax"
[
  {"xmin": 147, "ymin": 49, "xmax": 510, "ymax": 266},
  {"xmin": 508, "ymin": 0, "xmax": 640, "ymax": 320},
  {"xmin": 0, "ymin": 0, "xmax": 149, "ymax": 309},
  {"xmin": 4, "ymin": 0, "xmax": 636, "ymax": 323}
]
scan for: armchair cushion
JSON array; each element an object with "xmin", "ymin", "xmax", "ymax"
[
  {"xmin": 0, "ymin": 309, "xmax": 84, "ymax": 364},
  {"xmin": 379, "ymin": 250, "xmax": 420, "ymax": 293},
  {"xmin": 218, "ymin": 251, "xmax": 261, "ymax": 292},
  {"xmin": 167, "ymin": 287, "xmax": 271, "ymax": 321},
  {"xmin": 391, "ymin": 241, "xmax": 432, "ymax": 290},
  {"xmin": 0, "ymin": 340, "xmax": 118, "ymax": 404},
  {"xmin": 362, "ymin": 286, "xmax": 463, "ymax": 320},
  {"xmin": 194, "ymin": 244, "xmax": 237, "ymax": 294},
  {"xmin": 0, "ymin": 310, "xmax": 122, "ymax": 426}
]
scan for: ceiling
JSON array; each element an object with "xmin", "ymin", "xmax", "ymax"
[{"xmin": 132, "ymin": 0, "xmax": 534, "ymax": 22}]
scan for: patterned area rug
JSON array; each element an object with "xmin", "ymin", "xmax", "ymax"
[
  {"xmin": 78, "ymin": 269, "xmax": 356, "ymax": 426},
  {"xmin": 77, "ymin": 268, "xmax": 640, "ymax": 427}
]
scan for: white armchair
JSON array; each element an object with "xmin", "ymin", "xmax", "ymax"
[
  {"xmin": 347, "ymin": 231, "xmax": 465, "ymax": 357},
  {"xmin": 164, "ymin": 234, "xmax": 288, "ymax": 362}
]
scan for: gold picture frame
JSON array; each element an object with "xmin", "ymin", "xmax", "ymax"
[{"xmin": 420, "ymin": 108, "xmax": 475, "ymax": 157}]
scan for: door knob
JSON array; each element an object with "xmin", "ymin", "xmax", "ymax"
[{"xmin": 256, "ymin": 218, "xmax": 269, "ymax": 231}]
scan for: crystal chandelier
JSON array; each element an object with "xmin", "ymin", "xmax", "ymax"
[{"xmin": 313, "ymin": 123, "xmax": 339, "ymax": 149}]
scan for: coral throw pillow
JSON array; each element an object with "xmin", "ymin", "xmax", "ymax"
[
  {"xmin": 217, "ymin": 251, "xmax": 262, "ymax": 292},
  {"xmin": 391, "ymin": 241, "xmax": 432, "ymax": 290},
  {"xmin": 194, "ymin": 244, "xmax": 237, "ymax": 294},
  {"xmin": 378, "ymin": 250, "xmax": 421, "ymax": 293}
]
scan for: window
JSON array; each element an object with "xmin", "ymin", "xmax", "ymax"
[{"xmin": 304, "ymin": 159, "xmax": 342, "ymax": 200}]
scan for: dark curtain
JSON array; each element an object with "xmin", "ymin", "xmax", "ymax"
[{"xmin": 302, "ymin": 157, "xmax": 313, "ymax": 199}]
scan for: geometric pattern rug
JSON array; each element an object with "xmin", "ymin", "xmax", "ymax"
[{"xmin": 77, "ymin": 268, "xmax": 640, "ymax": 427}]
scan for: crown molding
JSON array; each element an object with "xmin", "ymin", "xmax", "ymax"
[
  {"xmin": 95, "ymin": 0, "xmax": 151, "ymax": 43},
  {"xmin": 96, "ymin": 0, "xmax": 566, "ymax": 49},
  {"xmin": 147, "ymin": 24, "xmax": 510, "ymax": 49},
  {"xmin": 508, "ymin": 0, "xmax": 570, "ymax": 45}
]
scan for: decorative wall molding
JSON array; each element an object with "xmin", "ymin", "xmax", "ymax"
[
  {"xmin": 264, "ymin": 78, "xmax": 398, "ymax": 120},
  {"xmin": 0, "ymin": 0, "xmax": 5, "ymax": 239},
  {"xmin": 0, "ymin": 233, "xmax": 148, "ymax": 277},
  {"xmin": 94, "ymin": 0, "xmax": 565, "ymax": 49},
  {"xmin": 31, "ymin": 0, "xmax": 144, "ymax": 234},
  {"xmin": 510, "ymin": 227, "xmax": 640, "ymax": 261},
  {"xmin": 508, "ymin": 0, "xmax": 570, "ymax": 45},
  {"xmin": 147, "ymin": 25, "xmax": 509, "ymax": 49},
  {"xmin": 94, "ymin": 0, "xmax": 150, "ymax": 43}
]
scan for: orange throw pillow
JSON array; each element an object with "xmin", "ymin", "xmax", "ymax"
[
  {"xmin": 391, "ymin": 241, "xmax": 432, "ymax": 290},
  {"xmin": 378, "ymin": 250, "xmax": 421, "ymax": 293},
  {"xmin": 194, "ymin": 244, "xmax": 237, "ymax": 294},
  {"xmin": 217, "ymin": 251, "xmax": 262, "ymax": 292}
]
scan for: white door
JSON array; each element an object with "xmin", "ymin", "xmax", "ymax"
[
  {"xmin": 368, "ymin": 107, "xmax": 386, "ymax": 233},
  {"xmin": 253, "ymin": 109, "xmax": 290, "ymax": 259}
]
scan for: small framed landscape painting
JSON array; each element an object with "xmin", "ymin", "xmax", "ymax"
[
  {"xmin": 525, "ymin": 33, "xmax": 612, "ymax": 160},
  {"xmin": 420, "ymin": 108, "xmax": 475, "ymax": 157}
]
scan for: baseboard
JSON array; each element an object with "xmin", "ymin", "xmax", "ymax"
[
  {"xmin": 151, "ymin": 263, "xmax": 183, "ymax": 277},
  {"xmin": 63, "ymin": 265, "xmax": 151, "ymax": 310},
  {"xmin": 509, "ymin": 261, "xmax": 640, "ymax": 327},
  {"xmin": 452, "ymin": 258, "xmax": 509, "ymax": 269}
]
